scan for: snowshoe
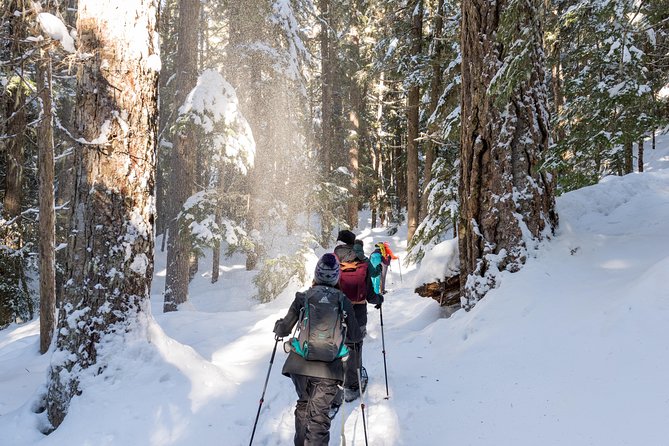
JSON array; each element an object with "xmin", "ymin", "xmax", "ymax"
[
  {"xmin": 343, "ymin": 367, "xmax": 368, "ymax": 402},
  {"xmin": 328, "ymin": 403, "xmax": 341, "ymax": 420},
  {"xmin": 344, "ymin": 387, "xmax": 359, "ymax": 402},
  {"xmin": 360, "ymin": 366, "xmax": 368, "ymax": 392}
]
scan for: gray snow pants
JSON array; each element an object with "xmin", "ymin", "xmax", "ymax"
[{"xmin": 291, "ymin": 374, "xmax": 340, "ymax": 446}]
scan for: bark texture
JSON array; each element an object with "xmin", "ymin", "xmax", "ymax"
[
  {"xmin": 36, "ymin": 51, "xmax": 56, "ymax": 354},
  {"xmin": 459, "ymin": 0, "xmax": 557, "ymax": 308},
  {"xmin": 163, "ymin": 0, "xmax": 200, "ymax": 312},
  {"xmin": 46, "ymin": 0, "xmax": 159, "ymax": 428},
  {"xmin": 623, "ymin": 140, "xmax": 633, "ymax": 174},
  {"xmin": 406, "ymin": 0, "xmax": 423, "ymax": 241},
  {"xmin": 415, "ymin": 275, "xmax": 460, "ymax": 307}
]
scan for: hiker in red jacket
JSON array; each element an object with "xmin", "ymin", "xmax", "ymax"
[{"xmin": 333, "ymin": 230, "xmax": 383, "ymax": 402}]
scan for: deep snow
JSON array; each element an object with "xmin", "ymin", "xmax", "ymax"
[{"xmin": 1, "ymin": 135, "xmax": 668, "ymax": 445}]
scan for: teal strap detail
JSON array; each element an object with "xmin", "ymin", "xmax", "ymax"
[
  {"xmin": 337, "ymin": 343, "xmax": 349, "ymax": 358},
  {"xmin": 291, "ymin": 338, "xmax": 308, "ymax": 358}
]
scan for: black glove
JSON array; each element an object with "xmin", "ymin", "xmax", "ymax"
[
  {"xmin": 273, "ymin": 319, "xmax": 290, "ymax": 338},
  {"xmin": 374, "ymin": 293, "xmax": 384, "ymax": 309}
]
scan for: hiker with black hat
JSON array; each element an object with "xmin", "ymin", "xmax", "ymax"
[
  {"xmin": 334, "ymin": 230, "xmax": 383, "ymax": 402},
  {"xmin": 273, "ymin": 253, "xmax": 362, "ymax": 446}
]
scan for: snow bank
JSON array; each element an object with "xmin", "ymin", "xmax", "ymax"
[{"xmin": 413, "ymin": 237, "xmax": 459, "ymax": 287}]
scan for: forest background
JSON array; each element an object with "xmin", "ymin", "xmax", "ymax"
[{"xmin": 0, "ymin": 0, "xmax": 668, "ymax": 431}]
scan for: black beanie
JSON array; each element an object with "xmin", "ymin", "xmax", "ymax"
[{"xmin": 336, "ymin": 229, "xmax": 356, "ymax": 245}]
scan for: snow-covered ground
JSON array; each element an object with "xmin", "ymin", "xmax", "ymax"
[{"xmin": 1, "ymin": 134, "xmax": 668, "ymax": 445}]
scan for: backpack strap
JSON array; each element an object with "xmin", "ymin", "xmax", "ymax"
[{"xmin": 340, "ymin": 260, "xmax": 359, "ymax": 271}]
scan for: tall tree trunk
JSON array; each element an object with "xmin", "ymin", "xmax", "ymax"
[
  {"xmin": 163, "ymin": 0, "xmax": 200, "ymax": 312},
  {"xmin": 0, "ymin": 0, "xmax": 27, "ymax": 327},
  {"xmin": 623, "ymin": 140, "xmax": 633, "ymax": 174},
  {"xmin": 55, "ymin": 0, "xmax": 77, "ymax": 227},
  {"xmin": 245, "ymin": 59, "xmax": 263, "ymax": 270},
  {"xmin": 4, "ymin": 89, "xmax": 25, "ymax": 218},
  {"xmin": 211, "ymin": 210, "xmax": 221, "ymax": 284},
  {"xmin": 371, "ymin": 143, "xmax": 379, "ymax": 228},
  {"xmin": 420, "ymin": 0, "xmax": 445, "ymax": 219},
  {"xmin": 347, "ymin": 68, "xmax": 362, "ymax": 228},
  {"xmin": 46, "ymin": 0, "xmax": 159, "ymax": 427},
  {"xmin": 320, "ymin": 0, "xmax": 333, "ymax": 173},
  {"xmin": 36, "ymin": 49, "xmax": 56, "ymax": 354},
  {"xmin": 652, "ymin": 129, "xmax": 655, "ymax": 150},
  {"xmin": 459, "ymin": 0, "xmax": 557, "ymax": 309},
  {"xmin": 637, "ymin": 137, "xmax": 644, "ymax": 173},
  {"xmin": 394, "ymin": 128, "xmax": 405, "ymax": 213},
  {"xmin": 373, "ymin": 72, "xmax": 386, "ymax": 227},
  {"xmin": 406, "ymin": 0, "xmax": 423, "ymax": 241},
  {"xmin": 156, "ymin": 0, "xmax": 178, "ymax": 250},
  {"xmin": 551, "ymin": 41, "xmax": 565, "ymax": 143},
  {"xmin": 379, "ymin": 137, "xmax": 390, "ymax": 226},
  {"xmin": 3, "ymin": 1, "xmax": 25, "ymax": 218},
  {"xmin": 548, "ymin": 2, "xmax": 565, "ymax": 144}
]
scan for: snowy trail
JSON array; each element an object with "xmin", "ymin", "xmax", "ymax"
[
  {"xmin": 1, "ymin": 136, "xmax": 668, "ymax": 445},
  {"xmin": 148, "ymin": 226, "xmax": 430, "ymax": 445},
  {"xmin": 151, "ymin": 230, "xmax": 426, "ymax": 446}
]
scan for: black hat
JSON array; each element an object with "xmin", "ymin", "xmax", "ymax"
[{"xmin": 336, "ymin": 230, "xmax": 356, "ymax": 245}]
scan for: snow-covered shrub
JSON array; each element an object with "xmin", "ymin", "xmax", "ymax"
[
  {"xmin": 178, "ymin": 189, "xmax": 255, "ymax": 257},
  {"xmin": 177, "ymin": 69, "xmax": 255, "ymax": 174},
  {"xmin": 253, "ymin": 235, "xmax": 316, "ymax": 302},
  {"xmin": 0, "ymin": 219, "xmax": 35, "ymax": 326},
  {"xmin": 308, "ymin": 173, "xmax": 351, "ymax": 247}
]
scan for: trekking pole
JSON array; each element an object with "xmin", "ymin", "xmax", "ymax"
[
  {"xmin": 340, "ymin": 385, "xmax": 347, "ymax": 446},
  {"xmin": 380, "ymin": 305, "xmax": 389, "ymax": 399},
  {"xmin": 356, "ymin": 367, "xmax": 369, "ymax": 446},
  {"xmin": 249, "ymin": 335, "xmax": 281, "ymax": 446},
  {"xmin": 397, "ymin": 258, "xmax": 403, "ymax": 282}
]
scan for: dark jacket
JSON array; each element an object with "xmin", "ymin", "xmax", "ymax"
[
  {"xmin": 274, "ymin": 284, "xmax": 363, "ymax": 381},
  {"xmin": 334, "ymin": 243, "xmax": 383, "ymax": 328}
]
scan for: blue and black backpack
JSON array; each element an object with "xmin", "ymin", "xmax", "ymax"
[{"xmin": 289, "ymin": 286, "xmax": 349, "ymax": 362}]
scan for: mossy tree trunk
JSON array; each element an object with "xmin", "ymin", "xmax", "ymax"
[{"xmin": 459, "ymin": 0, "xmax": 558, "ymax": 309}]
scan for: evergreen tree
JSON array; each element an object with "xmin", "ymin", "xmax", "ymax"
[
  {"xmin": 459, "ymin": 0, "xmax": 558, "ymax": 308},
  {"xmin": 163, "ymin": 0, "xmax": 201, "ymax": 312},
  {"xmin": 46, "ymin": 0, "xmax": 159, "ymax": 427},
  {"xmin": 549, "ymin": 0, "xmax": 669, "ymax": 190}
]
